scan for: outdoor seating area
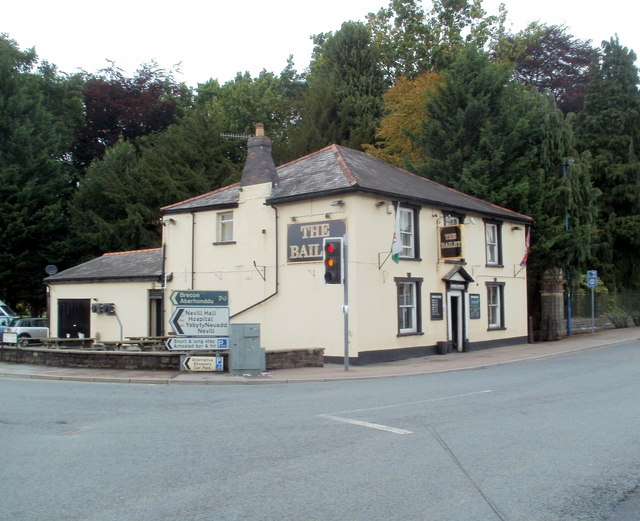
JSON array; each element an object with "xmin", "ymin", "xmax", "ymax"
[
  {"xmin": 40, "ymin": 337, "xmax": 96, "ymax": 349},
  {"xmin": 100, "ymin": 337, "xmax": 169, "ymax": 351},
  {"xmin": 37, "ymin": 336, "xmax": 169, "ymax": 351}
]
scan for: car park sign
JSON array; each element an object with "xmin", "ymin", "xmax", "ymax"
[{"xmin": 166, "ymin": 336, "xmax": 228, "ymax": 351}]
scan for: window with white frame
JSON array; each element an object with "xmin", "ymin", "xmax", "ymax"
[
  {"xmin": 485, "ymin": 221, "xmax": 502, "ymax": 266},
  {"xmin": 397, "ymin": 206, "xmax": 421, "ymax": 259},
  {"xmin": 486, "ymin": 282, "xmax": 505, "ymax": 329},
  {"xmin": 395, "ymin": 277, "xmax": 423, "ymax": 335},
  {"xmin": 217, "ymin": 211, "xmax": 234, "ymax": 243}
]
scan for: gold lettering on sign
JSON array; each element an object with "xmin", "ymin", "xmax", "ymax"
[
  {"xmin": 289, "ymin": 243, "xmax": 322, "ymax": 259},
  {"xmin": 300, "ymin": 224, "xmax": 331, "ymax": 239}
]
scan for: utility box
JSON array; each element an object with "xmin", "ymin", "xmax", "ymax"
[{"xmin": 228, "ymin": 324, "xmax": 265, "ymax": 375}]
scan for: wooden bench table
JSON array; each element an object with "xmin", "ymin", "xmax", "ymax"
[{"xmin": 41, "ymin": 337, "xmax": 96, "ymax": 349}]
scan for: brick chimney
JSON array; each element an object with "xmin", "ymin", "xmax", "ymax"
[{"xmin": 240, "ymin": 123, "xmax": 278, "ymax": 187}]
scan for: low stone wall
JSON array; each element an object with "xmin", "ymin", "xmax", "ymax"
[
  {"xmin": 0, "ymin": 345, "xmax": 324, "ymax": 371},
  {"xmin": 266, "ymin": 348, "xmax": 324, "ymax": 369}
]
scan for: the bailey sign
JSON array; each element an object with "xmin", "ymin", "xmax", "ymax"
[{"xmin": 287, "ymin": 219, "xmax": 346, "ymax": 262}]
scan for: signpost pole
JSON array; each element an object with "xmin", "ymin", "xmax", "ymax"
[
  {"xmin": 591, "ymin": 286, "xmax": 595, "ymax": 335},
  {"xmin": 587, "ymin": 270, "xmax": 598, "ymax": 335},
  {"xmin": 343, "ymin": 234, "xmax": 349, "ymax": 372}
]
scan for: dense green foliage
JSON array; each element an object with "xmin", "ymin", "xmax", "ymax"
[
  {"xmin": 576, "ymin": 38, "xmax": 640, "ymax": 289},
  {"xmin": 1, "ymin": 0, "xmax": 639, "ymax": 315}
]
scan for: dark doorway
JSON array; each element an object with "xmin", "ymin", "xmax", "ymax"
[
  {"xmin": 58, "ymin": 299, "xmax": 91, "ymax": 338},
  {"xmin": 451, "ymin": 295, "xmax": 459, "ymax": 350},
  {"xmin": 149, "ymin": 290, "xmax": 163, "ymax": 336}
]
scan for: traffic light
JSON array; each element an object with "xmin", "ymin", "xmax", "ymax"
[{"xmin": 323, "ymin": 238, "xmax": 343, "ymax": 284}]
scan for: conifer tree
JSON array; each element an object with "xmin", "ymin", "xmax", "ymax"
[
  {"xmin": 293, "ymin": 22, "xmax": 386, "ymax": 155},
  {"xmin": 576, "ymin": 37, "xmax": 640, "ymax": 289}
]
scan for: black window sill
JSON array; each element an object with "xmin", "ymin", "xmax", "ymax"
[
  {"xmin": 397, "ymin": 331, "xmax": 425, "ymax": 337},
  {"xmin": 487, "ymin": 326, "xmax": 506, "ymax": 331},
  {"xmin": 485, "ymin": 264, "xmax": 504, "ymax": 268},
  {"xmin": 212, "ymin": 241, "xmax": 236, "ymax": 245}
]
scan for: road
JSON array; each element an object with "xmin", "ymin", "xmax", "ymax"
[{"xmin": 0, "ymin": 342, "xmax": 638, "ymax": 521}]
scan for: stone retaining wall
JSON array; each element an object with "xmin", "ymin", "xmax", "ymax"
[{"xmin": 0, "ymin": 345, "xmax": 324, "ymax": 371}]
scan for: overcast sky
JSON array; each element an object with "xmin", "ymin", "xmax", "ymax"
[{"xmin": 4, "ymin": 0, "xmax": 638, "ymax": 87}]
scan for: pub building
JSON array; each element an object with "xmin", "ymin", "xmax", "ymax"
[{"xmin": 46, "ymin": 125, "xmax": 532, "ymax": 363}]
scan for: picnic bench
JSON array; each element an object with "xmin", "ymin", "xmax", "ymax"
[
  {"xmin": 101, "ymin": 337, "xmax": 169, "ymax": 351},
  {"xmin": 41, "ymin": 337, "xmax": 96, "ymax": 349}
]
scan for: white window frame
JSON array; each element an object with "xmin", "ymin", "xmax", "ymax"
[
  {"xmin": 399, "ymin": 207, "xmax": 415, "ymax": 259},
  {"xmin": 485, "ymin": 222, "xmax": 502, "ymax": 266},
  {"xmin": 395, "ymin": 277, "xmax": 423, "ymax": 335},
  {"xmin": 217, "ymin": 211, "xmax": 234, "ymax": 243},
  {"xmin": 486, "ymin": 282, "xmax": 505, "ymax": 329}
]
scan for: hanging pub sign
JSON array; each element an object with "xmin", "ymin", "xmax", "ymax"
[
  {"xmin": 439, "ymin": 225, "xmax": 463, "ymax": 259},
  {"xmin": 287, "ymin": 219, "xmax": 346, "ymax": 262}
]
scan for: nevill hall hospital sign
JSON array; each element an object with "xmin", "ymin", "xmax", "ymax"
[{"xmin": 287, "ymin": 220, "xmax": 346, "ymax": 262}]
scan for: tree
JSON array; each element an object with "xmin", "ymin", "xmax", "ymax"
[
  {"xmin": 0, "ymin": 35, "xmax": 83, "ymax": 313},
  {"xmin": 576, "ymin": 37, "xmax": 640, "ymax": 289},
  {"xmin": 494, "ymin": 23, "xmax": 596, "ymax": 114},
  {"xmin": 71, "ymin": 62, "xmax": 190, "ymax": 170},
  {"xmin": 366, "ymin": 0, "xmax": 505, "ymax": 81},
  {"xmin": 363, "ymin": 71, "xmax": 443, "ymax": 166},
  {"xmin": 69, "ymin": 105, "xmax": 243, "ymax": 258},
  {"xmin": 366, "ymin": 0, "xmax": 435, "ymax": 81},
  {"xmin": 196, "ymin": 59, "xmax": 305, "ymax": 164},
  {"xmin": 293, "ymin": 22, "xmax": 386, "ymax": 155},
  {"xmin": 412, "ymin": 45, "xmax": 598, "ymax": 336}
]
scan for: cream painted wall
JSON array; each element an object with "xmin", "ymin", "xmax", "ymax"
[
  {"xmin": 163, "ymin": 182, "xmax": 278, "ymax": 323},
  {"xmin": 161, "ymin": 183, "xmax": 529, "ymax": 359},
  {"xmin": 48, "ymin": 281, "xmax": 159, "ymax": 340}
]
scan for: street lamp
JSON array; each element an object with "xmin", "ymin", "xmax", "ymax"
[{"xmin": 562, "ymin": 158, "xmax": 575, "ymax": 336}]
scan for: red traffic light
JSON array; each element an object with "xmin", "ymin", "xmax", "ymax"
[{"xmin": 323, "ymin": 238, "xmax": 343, "ymax": 284}]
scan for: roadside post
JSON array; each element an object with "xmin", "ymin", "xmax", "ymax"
[
  {"xmin": 587, "ymin": 270, "xmax": 598, "ymax": 334},
  {"xmin": 168, "ymin": 290, "xmax": 230, "ymax": 372}
]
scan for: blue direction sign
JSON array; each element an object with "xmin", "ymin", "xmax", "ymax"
[
  {"xmin": 587, "ymin": 270, "xmax": 598, "ymax": 287},
  {"xmin": 166, "ymin": 337, "xmax": 229, "ymax": 351},
  {"xmin": 170, "ymin": 290, "xmax": 228, "ymax": 307}
]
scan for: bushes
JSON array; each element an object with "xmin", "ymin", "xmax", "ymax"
[{"xmin": 607, "ymin": 307, "xmax": 631, "ymax": 328}]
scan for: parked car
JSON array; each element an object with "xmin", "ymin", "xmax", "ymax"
[{"xmin": 2, "ymin": 317, "xmax": 49, "ymax": 346}]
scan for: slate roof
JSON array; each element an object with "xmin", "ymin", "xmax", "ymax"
[
  {"xmin": 45, "ymin": 248, "xmax": 163, "ymax": 284},
  {"xmin": 161, "ymin": 144, "xmax": 532, "ymax": 223}
]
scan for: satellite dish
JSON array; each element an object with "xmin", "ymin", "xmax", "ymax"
[{"xmin": 45, "ymin": 265, "xmax": 58, "ymax": 275}]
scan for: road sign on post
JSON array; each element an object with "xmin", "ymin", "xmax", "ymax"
[
  {"xmin": 170, "ymin": 306, "xmax": 229, "ymax": 337},
  {"xmin": 171, "ymin": 290, "xmax": 228, "ymax": 307},
  {"xmin": 166, "ymin": 337, "xmax": 228, "ymax": 351},
  {"xmin": 182, "ymin": 356, "xmax": 224, "ymax": 372}
]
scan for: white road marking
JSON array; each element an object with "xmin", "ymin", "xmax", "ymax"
[
  {"xmin": 335, "ymin": 389, "xmax": 493, "ymax": 414},
  {"xmin": 319, "ymin": 414, "xmax": 413, "ymax": 435}
]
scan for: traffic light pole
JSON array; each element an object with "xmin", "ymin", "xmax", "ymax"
[{"xmin": 342, "ymin": 234, "xmax": 349, "ymax": 372}]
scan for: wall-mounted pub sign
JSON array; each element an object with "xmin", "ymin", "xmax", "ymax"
[
  {"xmin": 439, "ymin": 225, "xmax": 462, "ymax": 259},
  {"xmin": 287, "ymin": 219, "xmax": 346, "ymax": 262}
]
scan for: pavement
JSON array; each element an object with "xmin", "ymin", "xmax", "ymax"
[{"xmin": 0, "ymin": 326, "xmax": 638, "ymax": 385}]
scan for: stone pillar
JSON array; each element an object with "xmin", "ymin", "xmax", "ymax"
[{"xmin": 539, "ymin": 267, "xmax": 566, "ymax": 341}]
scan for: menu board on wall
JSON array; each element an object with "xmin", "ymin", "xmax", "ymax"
[
  {"xmin": 470, "ymin": 294, "xmax": 481, "ymax": 319},
  {"xmin": 430, "ymin": 293, "xmax": 443, "ymax": 320}
]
